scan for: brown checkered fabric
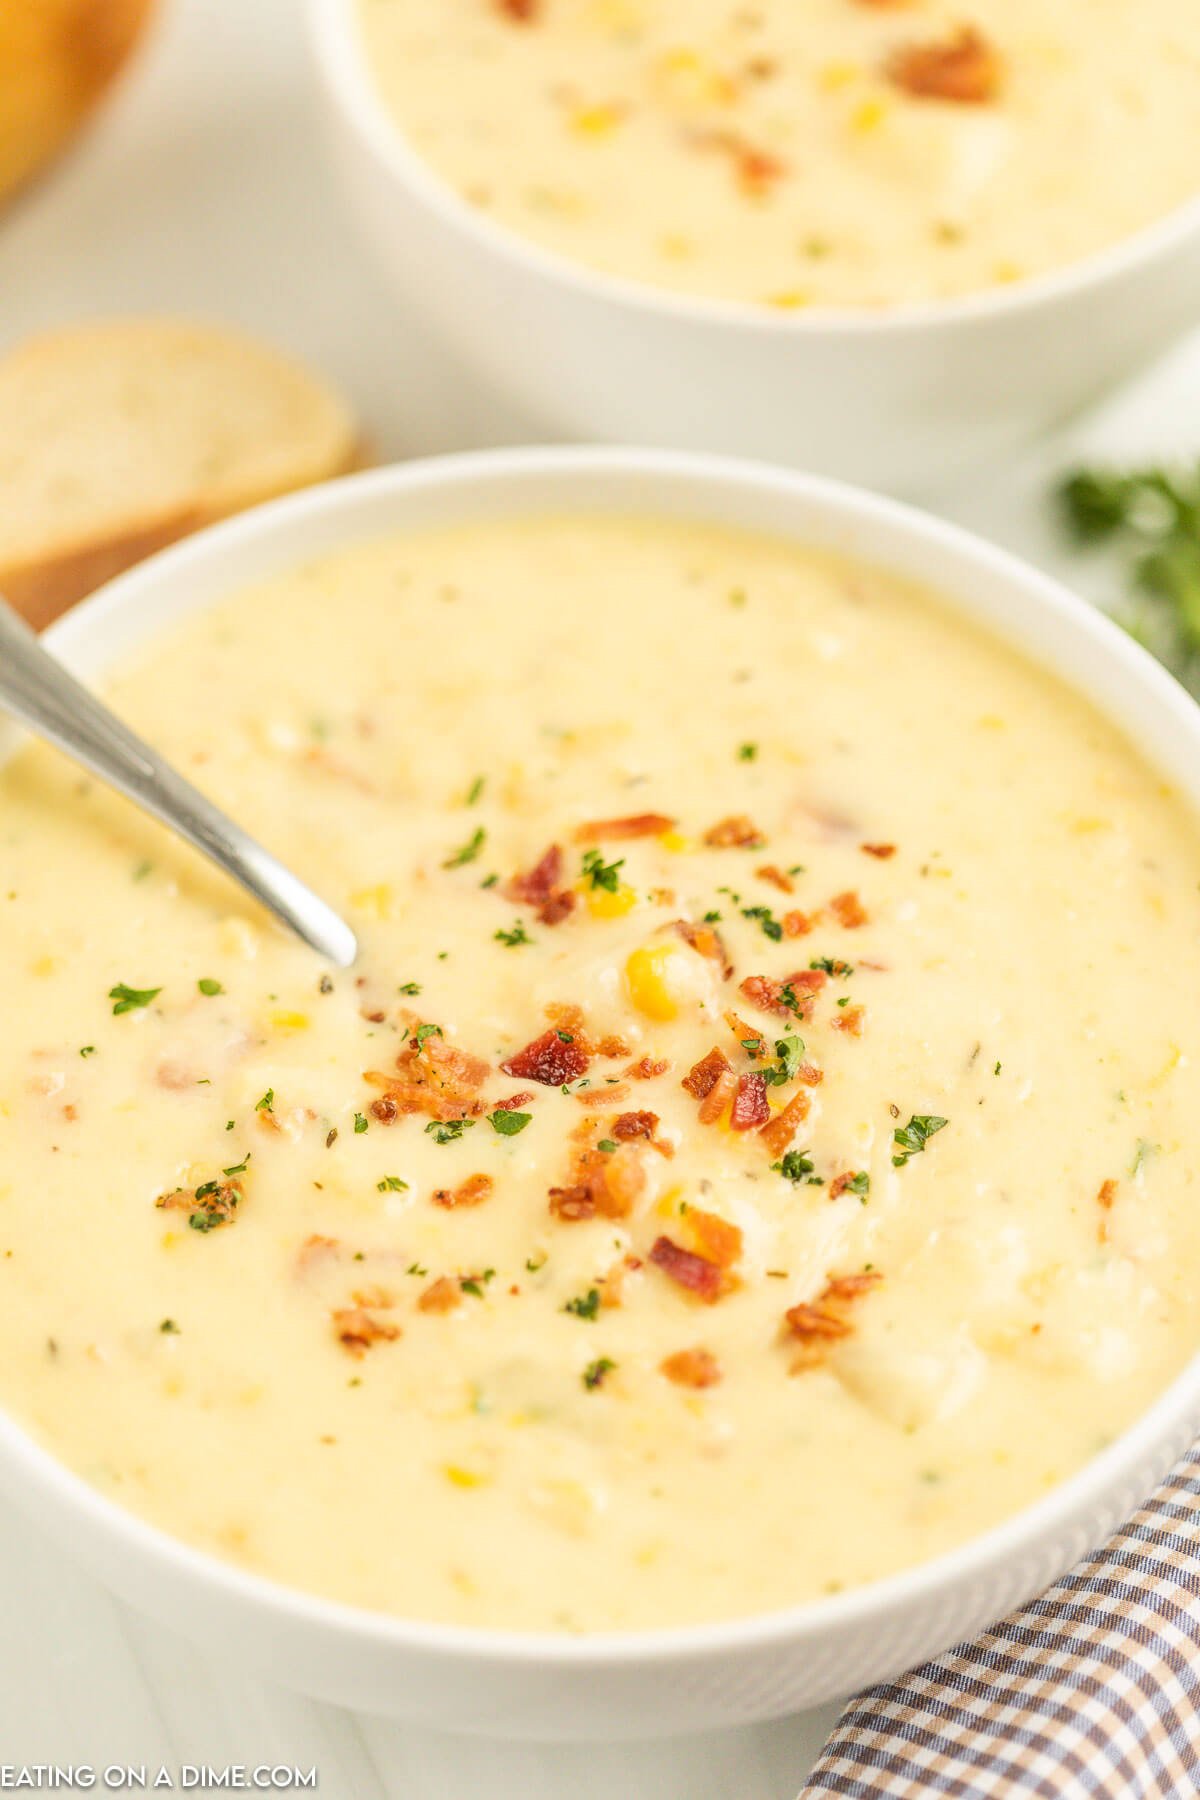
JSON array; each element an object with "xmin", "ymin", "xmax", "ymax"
[{"xmin": 803, "ymin": 1444, "xmax": 1200, "ymax": 1798}]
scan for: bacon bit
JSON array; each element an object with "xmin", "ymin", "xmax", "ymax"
[
  {"xmin": 418, "ymin": 1276, "xmax": 462, "ymax": 1314},
  {"xmin": 502, "ymin": 1027, "xmax": 590, "ymax": 1087},
  {"xmin": 432, "ymin": 1172, "xmax": 494, "ymax": 1210},
  {"xmin": 661, "ymin": 1348, "xmax": 722, "ymax": 1388},
  {"xmin": 674, "ymin": 918, "xmax": 734, "ymax": 979},
  {"xmin": 785, "ymin": 1270, "xmax": 882, "ymax": 1370},
  {"xmin": 756, "ymin": 864, "xmax": 794, "ymax": 895},
  {"xmin": 731, "ymin": 1071, "xmax": 770, "ymax": 1130},
  {"xmin": 574, "ymin": 813, "xmax": 675, "ymax": 843},
  {"xmin": 597, "ymin": 1033, "xmax": 632, "ymax": 1059},
  {"xmin": 549, "ymin": 1139, "xmax": 647, "ymax": 1222},
  {"xmin": 886, "ymin": 25, "xmax": 1001, "ymax": 104},
  {"xmin": 332, "ymin": 1305, "xmax": 400, "ymax": 1357},
  {"xmin": 704, "ymin": 814, "xmax": 765, "ymax": 849},
  {"xmin": 155, "ymin": 1178, "xmax": 242, "ymax": 1230},
  {"xmin": 694, "ymin": 129, "xmax": 787, "ymax": 198},
  {"xmin": 782, "ymin": 909, "xmax": 816, "ymax": 938},
  {"xmin": 613, "ymin": 1110, "xmax": 659, "ymax": 1140},
  {"xmin": 493, "ymin": 1090, "xmax": 534, "ymax": 1111},
  {"xmin": 505, "ymin": 844, "xmax": 577, "ymax": 925},
  {"xmin": 724, "ymin": 1009, "xmax": 767, "ymax": 1057},
  {"xmin": 1097, "ymin": 1179, "xmax": 1118, "ymax": 1210},
  {"xmin": 539, "ymin": 889, "xmax": 577, "ymax": 925},
  {"xmin": 797, "ymin": 1061, "xmax": 824, "ymax": 1086},
  {"xmin": 682, "ymin": 1045, "xmax": 732, "ymax": 1100},
  {"xmin": 366, "ymin": 1028, "xmax": 490, "ymax": 1124},
  {"xmin": 496, "ymin": 0, "xmax": 538, "ymax": 17},
  {"xmin": 832, "ymin": 1004, "xmax": 865, "ymax": 1037},
  {"xmin": 649, "ymin": 1235, "xmax": 728, "ymax": 1303},
  {"xmin": 687, "ymin": 1207, "xmax": 743, "ymax": 1269},
  {"xmin": 599, "ymin": 1252, "xmax": 643, "ymax": 1309},
  {"xmin": 824, "ymin": 1272, "xmax": 883, "ymax": 1305},
  {"xmin": 699, "ymin": 1068, "xmax": 738, "ymax": 1125},
  {"xmin": 861, "ymin": 842, "xmax": 897, "ymax": 860},
  {"xmin": 628, "ymin": 1055, "xmax": 670, "ymax": 1080},
  {"xmin": 740, "ymin": 968, "xmax": 826, "ymax": 1019},
  {"xmin": 783, "ymin": 1302, "xmax": 852, "ymax": 1344},
  {"xmin": 759, "ymin": 1089, "xmax": 811, "ymax": 1156},
  {"xmin": 829, "ymin": 890, "xmax": 869, "ymax": 929},
  {"xmin": 296, "ymin": 1233, "xmax": 340, "ymax": 1279},
  {"xmin": 828, "ymin": 1172, "xmax": 860, "ymax": 1200}
]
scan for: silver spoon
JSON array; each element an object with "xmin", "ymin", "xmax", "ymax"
[{"xmin": 0, "ymin": 597, "xmax": 358, "ymax": 968}]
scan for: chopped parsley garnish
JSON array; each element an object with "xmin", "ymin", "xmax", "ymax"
[
  {"xmin": 564, "ymin": 1287, "xmax": 601, "ymax": 1321},
  {"xmin": 764, "ymin": 1034, "xmax": 805, "ymax": 1087},
  {"xmin": 159, "ymin": 1319, "xmax": 180, "ymax": 1334},
  {"xmin": 488, "ymin": 1109, "xmax": 531, "ymax": 1136},
  {"xmin": 406, "ymin": 1261, "xmax": 428, "ymax": 1277},
  {"xmin": 443, "ymin": 826, "xmax": 486, "ymax": 869},
  {"xmin": 376, "ymin": 1175, "xmax": 409, "ymax": 1192},
  {"xmin": 460, "ymin": 1268, "xmax": 495, "ymax": 1299},
  {"xmin": 480, "ymin": 873, "xmax": 499, "ymax": 889},
  {"xmin": 596, "ymin": 1138, "xmax": 618, "ymax": 1154},
  {"xmin": 582, "ymin": 1357, "xmax": 616, "ymax": 1391},
  {"xmin": 109, "ymin": 982, "xmax": 161, "ymax": 1015},
  {"xmin": 412, "ymin": 1023, "xmax": 443, "ymax": 1048},
  {"xmin": 892, "ymin": 1114, "xmax": 949, "ymax": 1167},
  {"xmin": 703, "ymin": 909, "xmax": 722, "ymax": 923},
  {"xmin": 222, "ymin": 1154, "xmax": 251, "ymax": 1177},
  {"xmin": 188, "ymin": 1211, "xmax": 223, "ymax": 1234},
  {"xmin": 581, "ymin": 848, "xmax": 624, "ymax": 892},
  {"xmin": 525, "ymin": 1251, "xmax": 548, "ymax": 1273},
  {"xmin": 466, "ymin": 775, "xmax": 486, "ymax": 805},
  {"xmin": 741, "ymin": 904, "xmax": 782, "ymax": 942},
  {"xmin": 737, "ymin": 742, "xmax": 758, "ymax": 761},
  {"xmin": 425, "ymin": 1118, "xmax": 474, "ymax": 1144},
  {"xmin": 495, "ymin": 921, "xmax": 533, "ymax": 948},
  {"xmin": 79, "ymin": 1046, "xmax": 96, "ymax": 1058},
  {"xmin": 810, "ymin": 956, "xmax": 854, "ymax": 977},
  {"xmin": 1058, "ymin": 464, "xmax": 1200, "ymax": 680},
  {"xmin": 398, "ymin": 981, "xmax": 422, "ymax": 997},
  {"xmin": 353, "ymin": 1113, "xmax": 369, "ymax": 1134},
  {"xmin": 197, "ymin": 978, "xmax": 223, "ymax": 997},
  {"xmin": 255, "ymin": 1088, "xmax": 274, "ymax": 1114},
  {"xmin": 132, "ymin": 860, "xmax": 152, "ymax": 882},
  {"xmin": 773, "ymin": 1149, "xmax": 817, "ymax": 1184},
  {"xmin": 843, "ymin": 1171, "xmax": 871, "ymax": 1198}
]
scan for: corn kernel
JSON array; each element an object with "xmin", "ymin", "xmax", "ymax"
[
  {"xmin": 818, "ymin": 61, "xmax": 860, "ymax": 92},
  {"xmin": 351, "ymin": 883, "xmax": 393, "ymax": 920},
  {"xmin": 625, "ymin": 942, "xmax": 691, "ymax": 1021},
  {"xmin": 571, "ymin": 102, "xmax": 624, "ymax": 137},
  {"xmin": 851, "ymin": 96, "xmax": 888, "ymax": 133},
  {"xmin": 585, "ymin": 883, "xmax": 637, "ymax": 919},
  {"xmin": 658, "ymin": 830, "xmax": 692, "ymax": 853},
  {"xmin": 270, "ymin": 1010, "xmax": 309, "ymax": 1032},
  {"xmin": 444, "ymin": 1464, "xmax": 488, "ymax": 1489}
]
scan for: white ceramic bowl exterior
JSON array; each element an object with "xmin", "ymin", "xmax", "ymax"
[
  {"xmin": 5, "ymin": 449, "xmax": 1200, "ymax": 1740},
  {"xmin": 307, "ymin": 0, "xmax": 1200, "ymax": 495}
]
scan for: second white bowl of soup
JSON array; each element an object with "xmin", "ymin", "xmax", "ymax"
[
  {"xmin": 0, "ymin": 449, "xmax": 1199, "ymax": 1735},
  {"xmin": 310, "ymin": 0, "xmax": 1200, "ymax": 490}
]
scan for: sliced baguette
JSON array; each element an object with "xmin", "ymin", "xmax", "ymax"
[
  {"xmin": 0, "ymin": 318, "xmax": 364, "ymax": 629},
  {"xmin": 0, "ymin": 0, "xmax": 156, "ymax": 211}
]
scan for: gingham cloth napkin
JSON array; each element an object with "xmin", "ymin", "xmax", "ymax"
[{"xmin": 801, "ymin": 1443, "xmax": 1200, "ymax": 1798}]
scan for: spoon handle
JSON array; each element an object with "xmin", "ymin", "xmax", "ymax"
[{"xmin": 0, "ymin": 598, "xmax": 357, "ymax": 968}]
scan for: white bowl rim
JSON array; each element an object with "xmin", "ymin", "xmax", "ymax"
[
  {"xmin": 10, "ymin": 442, "xmax": 1200, "ymax": 1674},
  {"xmin": 309, "ymin": 0, "xmax": 1200, "ymax": 338}
]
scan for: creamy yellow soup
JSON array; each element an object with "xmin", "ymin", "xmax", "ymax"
[
  {"xmin": 357, "ymin": 0, "xmax": 1200, "ymax": 308},
  {"xmin": 1, "ymin": 516, "xmax": 1200, "ymax": 1632}
]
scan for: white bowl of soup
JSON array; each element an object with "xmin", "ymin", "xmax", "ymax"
[
  {"xmin": 307, "ymin": 0, "xmax": 1200, "ymax": 493},
  {"xmin": 2, "ymin": 448, "xmax": 1200, "ymax": 1738}
]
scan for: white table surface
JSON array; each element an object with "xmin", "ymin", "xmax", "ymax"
[{"xmin": 3, "ymin": 1, "xmax": 1200, "ymax": 1791}]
